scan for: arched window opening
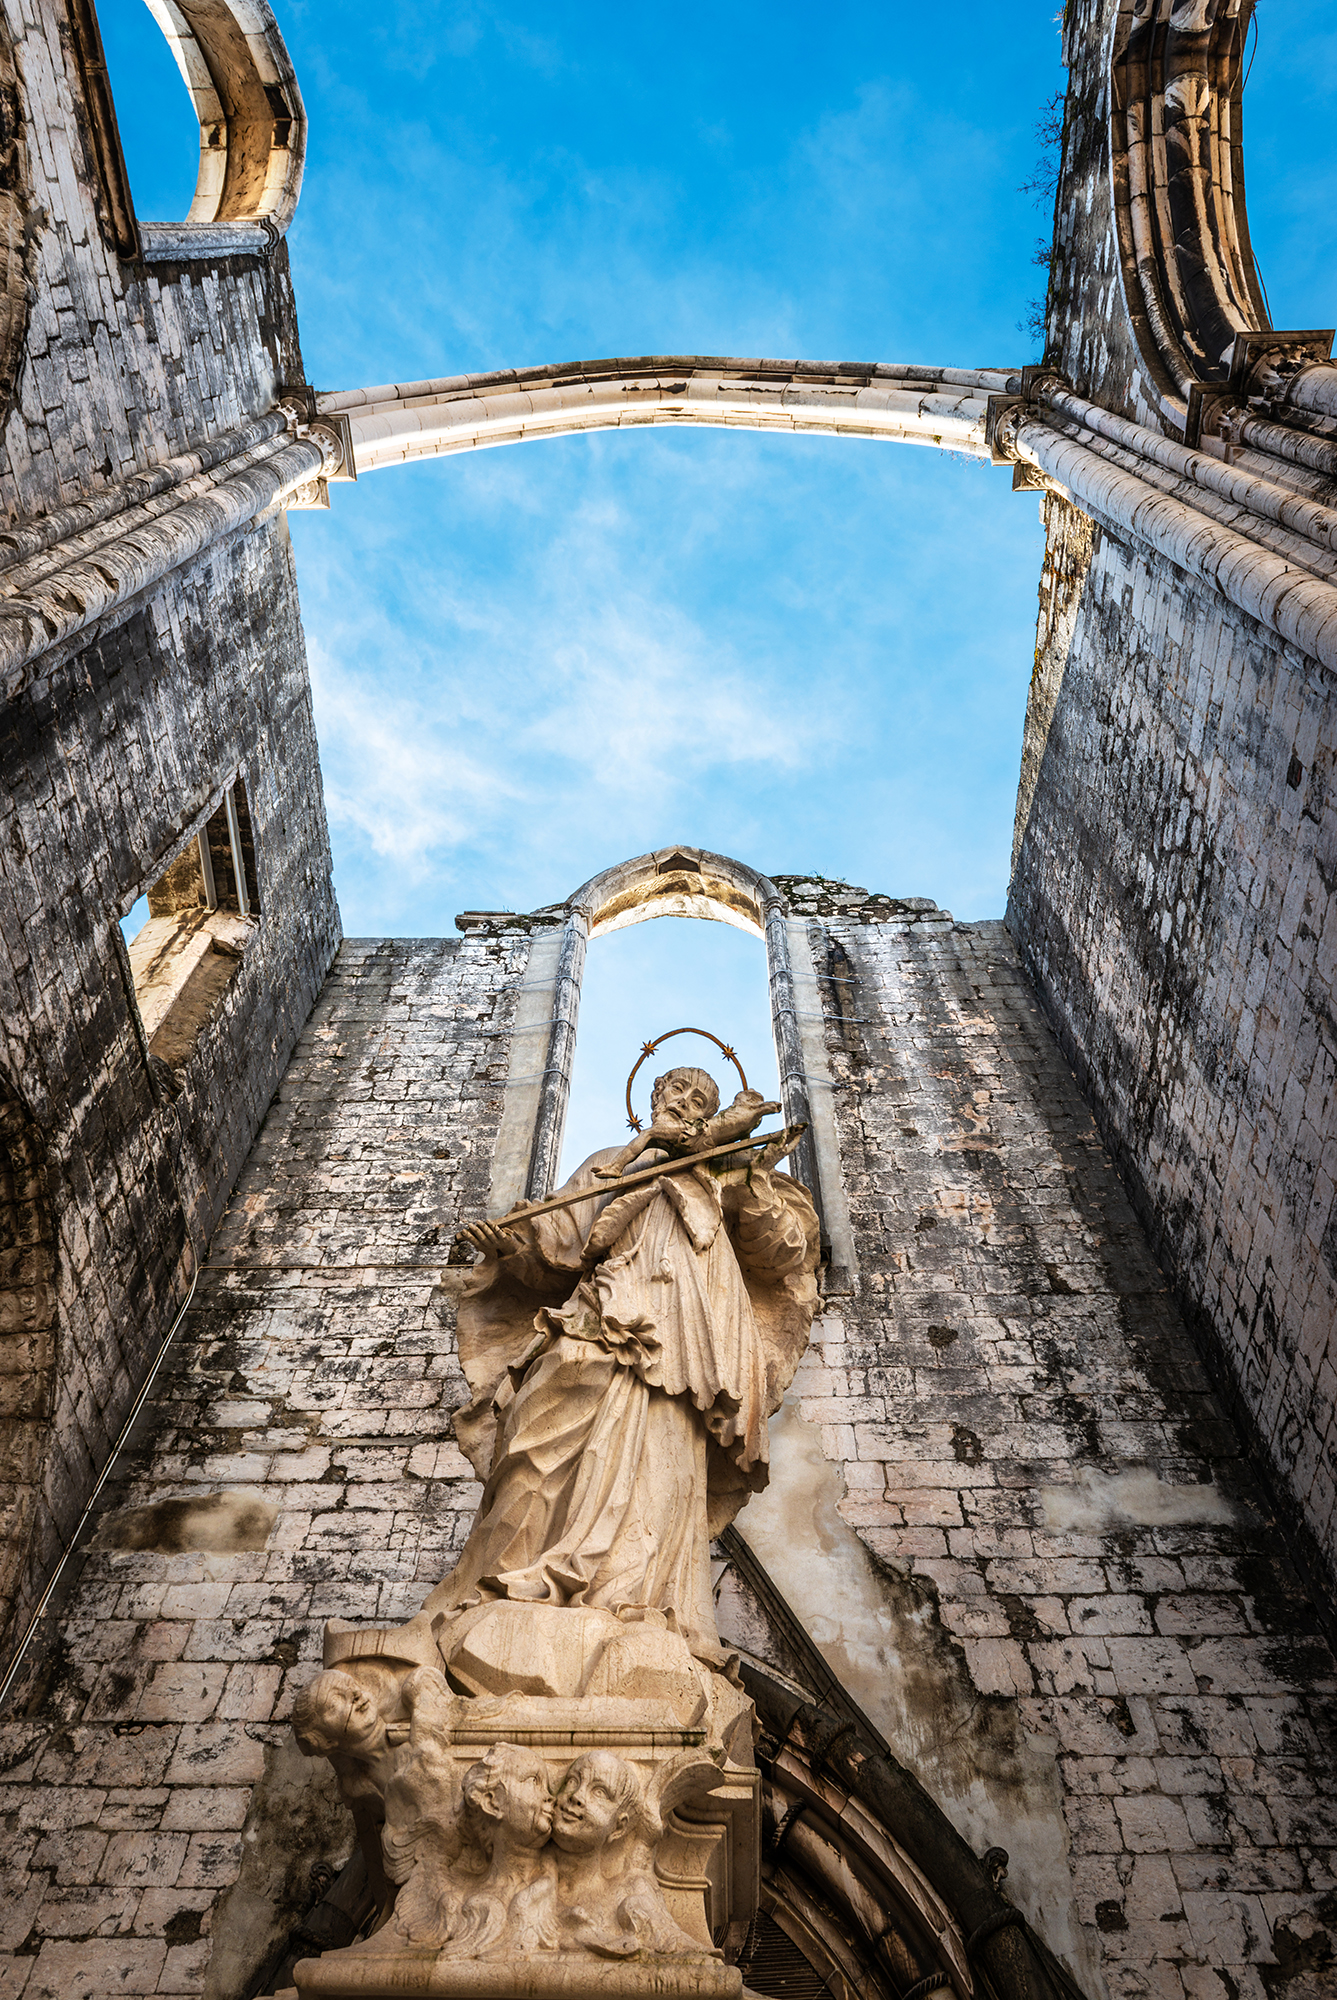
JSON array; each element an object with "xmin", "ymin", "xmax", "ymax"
[
  {"xmin": 95, "ymin": 0, "xmax": 199, "ymax": 229},
  {"xmin": 557, "ymin": 917, "xmax": 781, "ymax": 1183},
  {"xmin": 73, "ymin": 0, "xmax": 305, "ymax": 261},
  {"xmin": 483, "ymin": 849, "xmax": 857, "ymax": 1294}
]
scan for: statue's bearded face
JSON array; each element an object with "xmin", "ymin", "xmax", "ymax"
[{"xmin": 652, "ymin": 1068, "xmax": 719, "ymax": 1124}]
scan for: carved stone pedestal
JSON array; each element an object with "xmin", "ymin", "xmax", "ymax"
[
  {"xmin": 290, "ymin": 1607, "xmax": 759, "ymax": 2000},
  {"xmin": 294, "ymin": 1947, "xmax": 741, "ymax": 1999}
]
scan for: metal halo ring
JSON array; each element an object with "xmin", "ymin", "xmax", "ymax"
[{"xmin": 625, "ymin": 1029, "xmax": 748, "ymax": 1133}]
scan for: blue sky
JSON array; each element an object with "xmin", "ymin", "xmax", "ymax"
[{"xmin": 103, "ymin": 0, "xmax": 1335, "ymax": 1170}]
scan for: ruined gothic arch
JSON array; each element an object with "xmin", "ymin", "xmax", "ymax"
[
  {"xmin": 315, "ymin": 359, "xmax": 1015, "ymax": 474},
  {"xmin": 482, "ymin": 847, "xmax": 857, "ymax": 1289},
  {"xmin": 1108, "ymin": 0, "xmax": 1268, "ymax": 408},
  {"xmin": 72, "ymin": 0, "xmax": 305, "ymax": 261}
]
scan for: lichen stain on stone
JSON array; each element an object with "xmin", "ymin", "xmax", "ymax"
[
  {"xmin": 91, "ymin": 1488, "xmax": 277, "ymax": 1553},
  {"xmin": 732, "ymin": 1394, "xmax": 1102, "ymax": 1999}
]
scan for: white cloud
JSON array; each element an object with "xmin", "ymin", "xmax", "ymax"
[
  {"xmin": 307, "ymin": 636, "xmax": 521, "ymax": 868},
  {"xmin": 305, "ymin": 526, "xmax": 847, "ymax": 886}
]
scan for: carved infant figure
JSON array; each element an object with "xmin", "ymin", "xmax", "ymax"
[
  {"xmin": 293, "ymin": 1669, "xmax": 720, "ymax": 1963},
  {"xmin": 543, "ymin": 1751, "xmax": 711, "ymax": 1959},
  {"xmin": 383, "ymin": 1739, "xmax": 557, "ymax": 1955},
  {"xmin": 593, "ymin": 1075, "xmax": 778, "ymax": 1180},
  {"xmin": 291, "ymin": 1668, "xmax": 404, "ymax": 1809}
]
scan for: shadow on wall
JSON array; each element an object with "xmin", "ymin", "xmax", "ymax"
[
  {"xmin": 0, "ymin": 1075, "xmax": 57, "ymax": 1657},
  {"xmin": 731, "ymin": 1393, "xmax": 1103, "ymax": 1998}
]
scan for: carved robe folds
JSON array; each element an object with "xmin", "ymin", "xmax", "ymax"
[
  {"xmin": 291, "ymin": 1123, "xmax": 820, "ymax": 2000},
  {"xmin": 430, "ymin": 1146, "xmax": 819, "ymax": 1663}
]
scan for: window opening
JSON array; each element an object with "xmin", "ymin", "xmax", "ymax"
[
  {"xmin": 557, "ymin": 918, "xmax": 780, "ymax": 1184},
  {"xmin": 119, "ymin": 895, "xmax": 150, "ymax": 947},
  {"xmin": 93, "ymin": 0, "xmax": 199, "ymax": 231},
  {"xmin": 123, "ymin": 778, "xmax": 259, "ymax": 1072}
]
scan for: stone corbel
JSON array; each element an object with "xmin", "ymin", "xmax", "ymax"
[
  {"xmin": 1226, "ymin": 329, "xmax": 1337, "ymax": 425},
  {"xmin": 988, "ymin": 370, "xmax": 1064, "ymax": 489},
  {"xmin": 279, "ymin": 393, "xmax": 357, "ymax": 509}
]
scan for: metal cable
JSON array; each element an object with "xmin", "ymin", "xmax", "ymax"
[{"xmin": 0, "ymin": 1263, "xmax": 201, "ymax": 1711}]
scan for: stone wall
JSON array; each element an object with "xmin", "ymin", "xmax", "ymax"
[
  {"xmin": 1, "ymin": 902, "xmax": 1331, "ymax": 2000},
  {"xmin": 1008, "ymin": 492, "xmax": 1337, "ymax": 1619},
  {"xmin": 1043, "ymin": 0, "xmax": 1151, "ymax": 423},
  {"xmin": 0, "ymin": 936, "xmax": 521, "ymax": 1999},
  {"xmin": 0, "ymin": 512, "xmax": 340, "ymax": 1661},
  {"xmin": 1, "ymin": 0, "xmax": 304, "ymax": 527},
  {"xmin": 741, "ymin": 889, "xmax": 1337, "ymax": 2000},
  {"xmin": 0, "ymin": 0, "xmax": 339, "ymax": 1669}
]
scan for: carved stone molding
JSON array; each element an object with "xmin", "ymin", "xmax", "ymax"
[
  {"xmin": 289, "ymin": 1616, "xmax": 760, "ymax": 2000},
  {"xmin": 1110, "ymin": 0, "xmax": 1268, "ymax": 407},
  {"xmin": 0, "ymin": 18, "xmax": 33, "ymax": 420}
]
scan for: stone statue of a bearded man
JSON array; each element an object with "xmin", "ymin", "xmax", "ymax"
[{"xmin": 431, "ymin": 1067, "xmax": 820, "ymax": 1667}]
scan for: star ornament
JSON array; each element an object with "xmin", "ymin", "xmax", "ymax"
[{"xmin": 623, "ymin": 1027, "xmax": 750, "ymax": 1135}]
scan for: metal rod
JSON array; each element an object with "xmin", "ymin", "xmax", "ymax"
[
  {"xmin": 0, "ymin": 1264, "xmax": 201, "ymax": 1713},
  {"xmin": 224, "ymin": 785, "xmax": 249, "ymax": 917},
  {"xmin": 462, "ymin": 1123, "xmax": 807, "ymax": 1238}
]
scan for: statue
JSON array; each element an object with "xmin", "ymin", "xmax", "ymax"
[
  {"xmin": 434, "ymin": 1066, "xmax": 819, "ymax": 1668},
  {"xmin": 289, "ymin": 1056, "xmax": 822, "ymax": 1999}
]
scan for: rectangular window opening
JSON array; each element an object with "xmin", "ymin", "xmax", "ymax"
[{"xmin": 123, "ymin": 778, "xmax": 261, "ymax": 1071}]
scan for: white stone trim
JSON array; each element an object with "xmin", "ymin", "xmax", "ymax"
[{"xmin": 318, "ymin": 361, "xmax": 1020, "ymax": 475}]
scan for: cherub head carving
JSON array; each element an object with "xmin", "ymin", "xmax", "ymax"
[
  {"xmin": 550, "ymin": 1751, "xmax": 642, "ymax": 1857},
  {"xmin": 461, "ymin": 1743, "xmax": 554, "ymax": 1854},
  {"xmin": 292, "ymin": 1668, "xmax": 389, "ymax": 1762}
]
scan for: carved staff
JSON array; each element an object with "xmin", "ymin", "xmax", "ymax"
[{"xmin": 453, "ymin": 1122, "xmax": 808, "ymax": 1249}]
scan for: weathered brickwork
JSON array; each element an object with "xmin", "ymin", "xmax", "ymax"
[
  {"xmin": 1009, "ymin": 494, "xmax": 1337, "ymax": 1603},
  {"xmin": 0, "ymin": 0, "xmax": 339, "ymax": 1673},
  {"xmin": 0, "ymin": 513, "xmax": 341, "ymax": 1660},
  {"xmin": 0, "ymin": 936, "xmax": 522, "ymax": 1999},
  {"xmin": 1, "ymin": 906, "xmax": 1331, "ymax": 1999},
  {"xmin": 1041, "ymin": 0, "xmax": 1151, "ymax": 424},
  {"xmin": 788, "ymin": 901, "xmax": 1337, "ymax": 2000},
  {"xmin": 1, "ymin": 0, "xmax": 304, "ymax": 525}
]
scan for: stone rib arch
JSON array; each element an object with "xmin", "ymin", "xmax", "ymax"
[
  {"xmin": 476, "ymin": 848, "xmax": 857, "ymax": 1290},
  {"xmin": 1108, "ymin": 0, "xmax": 1269, "ymax": 410},
  {"xmin": 316, "ymin": 358, "xmax": 1021, "ymax": 474}
]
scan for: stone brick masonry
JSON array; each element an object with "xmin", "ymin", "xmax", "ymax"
[
  {"xmin": 0, "ymin": 0, "xmax": 339, "ymax": 1664},
  {"xmin": 2, "ymin": 0, "xmax": 303, "ymax": 526},
  {"xmin": 0, "ymin": 512, "xmax": 340, "ymax": 1667},
  {"xmin": 1009, "ymin": 495, "xmax": 1337, "ymax": 1622},
  {"xmin": 0, "ymin": 909, "xmax": 1331, "ymax": 2000},
  {"xmin": 0, "ymin": 936, "xmax": 523, "ymax": 1999},
  {"xmin": 786, "ymin": 890, "xmax": 1337, "ymax": 2000}
]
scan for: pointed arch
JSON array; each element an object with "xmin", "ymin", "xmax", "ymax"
[{"xmin": 477, "ymin": 848, "xmax": 858, "ymax": 1293}]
